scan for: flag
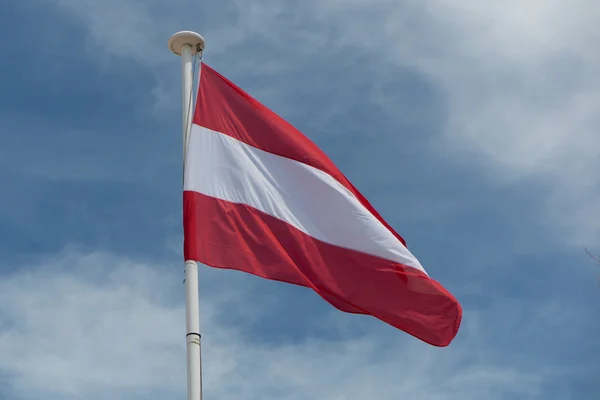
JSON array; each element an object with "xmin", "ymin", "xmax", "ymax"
[{"xmin": 183, "ymin": 63, "xmax": 462, "ymax": 346}]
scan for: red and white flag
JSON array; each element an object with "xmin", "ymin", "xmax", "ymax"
[{"xmin": 183, "ymin": 63, "xmax": 462, "ymax": 346}]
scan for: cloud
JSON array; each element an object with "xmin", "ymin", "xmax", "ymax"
[
  {"xmin": 0, "ymin": 249, "xmax": 577, "ymax": 400},
  {"xmin": 0, "ymin": 251, "xmax": 184, "ymax": 399},
  {"xmin": 306, "ymin": 0, "xmax": 600, "ymax": 244}
]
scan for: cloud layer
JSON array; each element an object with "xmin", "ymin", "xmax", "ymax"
[{"xmin": 0, "ymin": 249, "xmax": 583, "ymax": 400}]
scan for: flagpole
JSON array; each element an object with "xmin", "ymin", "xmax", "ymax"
[{"xmin": 169, "ymin": 30, "xmax": 206, "ymax": 400}]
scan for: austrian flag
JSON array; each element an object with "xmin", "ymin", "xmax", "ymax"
[{"xmin": 183, "ymin": 63, "xmax": 462, "ymax": 346}]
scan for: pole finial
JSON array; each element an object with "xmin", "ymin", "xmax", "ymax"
[{"xmin": 169, "ymin": 31, "xmax": 205, "ymax": 56}]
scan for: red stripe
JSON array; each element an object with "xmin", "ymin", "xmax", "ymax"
[
  {"xmin": 184, "ymin": 191, "xmax": 462, "ymax": 347},
  {"xmin": 195, "ymin": 63, "xmax": 407, "ymax": 247}
]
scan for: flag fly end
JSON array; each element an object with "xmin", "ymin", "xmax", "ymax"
[{"xmin": 169, "ymin": 31, "xmax": 205, "ymax": 56}]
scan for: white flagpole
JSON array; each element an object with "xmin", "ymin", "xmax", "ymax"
[{"xmin": 168, "ymin": 31, "xmax": 206, "ymax": 400}]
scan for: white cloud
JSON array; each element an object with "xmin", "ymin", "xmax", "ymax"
[
  {"xmin": 0, "ymin": 249, "xmax": 568, "ymax": 399},
  {"xmin": 0, "ymin": 251, "xmax": 185, "ymax": 398},
  {"xmin": 306, "ymin": 0, "xmax": 600, "ymax": 244}
]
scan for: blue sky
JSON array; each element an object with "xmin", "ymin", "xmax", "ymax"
[{"xmin": 1, "ymin": 0, "xmax": 599, "ymax": 399}]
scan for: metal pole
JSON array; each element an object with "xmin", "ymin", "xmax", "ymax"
[{"xmin": 168, "ymin": 30, "xmax": 206, "ymax": 400}]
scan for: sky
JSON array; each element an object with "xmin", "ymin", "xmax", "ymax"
[{"xmin": 0, "ymin": 0, "xmax": 599, "ymax": 399}]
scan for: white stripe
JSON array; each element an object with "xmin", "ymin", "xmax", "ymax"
[{"xmin": 184, "ymin": 124, "xmax": 426, "ymax": 274}]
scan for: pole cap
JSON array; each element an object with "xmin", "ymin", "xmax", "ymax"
[{"xmin": 169, "ymin": 31, "xmax": 205, "ymax": 56}]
